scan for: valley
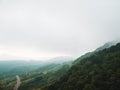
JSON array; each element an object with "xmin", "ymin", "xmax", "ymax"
[{"xmin": 0, "ymin": 42, "xmax": 120, "ymax": 90}]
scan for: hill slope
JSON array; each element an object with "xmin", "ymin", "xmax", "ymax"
[
  {"xmin": 74, "ymin": 41, "xmax": 118, "ymax": 64},
  {"xmin": 44, "ymin": 43, "xmax": 120, "ymax": 90}
]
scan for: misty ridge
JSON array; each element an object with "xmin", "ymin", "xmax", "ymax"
[
  {"xmin": 0, "ymin": 0, "xmax": 120, "ymax": 90},
  {"xmin": 0, "ymin": 41, "xmax": 120, "ymax": 90},
  {"xmin": 0, "ymin": 56, "xmax": 74, "ymax": 90}
]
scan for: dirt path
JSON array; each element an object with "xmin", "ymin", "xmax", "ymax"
[{"xmin": 13, "ymin": 75, "xmax": 21, "ymax": 90}]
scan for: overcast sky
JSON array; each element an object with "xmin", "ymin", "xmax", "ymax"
[{"xmin": 0, "ymin": 0, "xmax": 120, "ymax": 60}]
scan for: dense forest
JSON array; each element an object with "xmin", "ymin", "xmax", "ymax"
[
  {"xmin": 0, "ymin": 43, "xmax": 120, "ymax": 90},
  {"xmin": 43, "ymin": 43, "xmax": 120, "ymax": 90}
]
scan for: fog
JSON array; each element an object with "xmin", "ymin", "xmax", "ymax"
[{"xmin": 0, "ymin": 0, "xmax": 120, "ymax": 60}]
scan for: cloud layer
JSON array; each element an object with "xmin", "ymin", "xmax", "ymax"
[{"xmin": 0, "ymin": 0, "xmax": 120, "ymax": 60}]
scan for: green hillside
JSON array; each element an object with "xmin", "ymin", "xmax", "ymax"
[
  {"xmin": 0, "ymin": 43, "xmax": 120, "ymax": 90},
  {"xmin": 19, "ymin": 63, "xmax": 71, "ymax": 90},
  {"xmin": 74, "ymin": 42, "xmax": 117, "ymax": 64},
  {"xmin": 0, "ymin": 62, "xmax": 72, "ymax": 90},
  {"xmin": 44, "ymin": 43, "xmax": 120, "ymax": 90}
]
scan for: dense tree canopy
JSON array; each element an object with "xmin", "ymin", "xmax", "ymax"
[
  {"xmin": 1, "ymin": 43, "xmax": 120, "ymax": 90},
  {"xmin": 43, "ymin": 43, "xmax": 120, "ymax": 90}
]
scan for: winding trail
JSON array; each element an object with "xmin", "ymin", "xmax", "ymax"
[{"xmin": 13, "ymin": 75, "xmax": 21, "ymax": 90}]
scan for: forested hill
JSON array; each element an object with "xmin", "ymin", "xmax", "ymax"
[
  {"xmin": 74, "ymin": 41, "xmax": 118, "ymax": 64},
  {"xmin": 43, "ymin": 43, "xmax": 120, "ymax": 90}
]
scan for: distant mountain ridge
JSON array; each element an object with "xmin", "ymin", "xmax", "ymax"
[
  {"xmin": 95, "ymin": 41, "xmax": 119, "ymax": 52},
  {"xmin": 44, "ymin": 43, "xmax": 120, "ymax": 90},
  {"xmin": 0, "ymin": 41, "xmax": 120, "ymax": 90},
  {"xmin": 74, "ymin": 40, "xmax": 120, "ymax": 64}
]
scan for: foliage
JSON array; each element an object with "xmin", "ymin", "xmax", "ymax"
[{"xmin": 44, "ymin": 43, "xmax": 120, "ymax": 90}]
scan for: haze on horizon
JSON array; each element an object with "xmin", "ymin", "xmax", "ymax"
[{"xmin": 0, "ymin": 0, "xmax": 120, "ymax": 60}]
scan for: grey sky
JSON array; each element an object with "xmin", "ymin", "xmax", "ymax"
[{"xmin": 0, "ymin": 0, "xmax": 120, "ymax": 60}]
